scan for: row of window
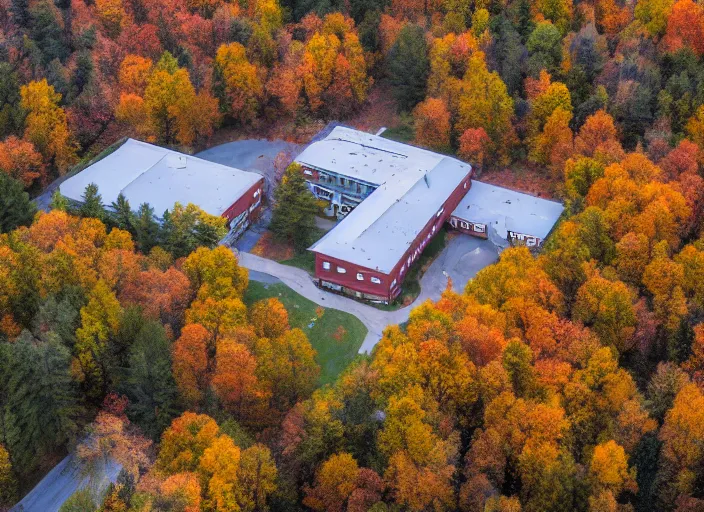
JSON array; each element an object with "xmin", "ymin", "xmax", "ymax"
[
  {"xmin": 310, "ymin": 169, "xmax": 369, "ymax": 195},
  {"xmin": 321, "ymin": 261, "xmax": 382, "ymax": 284}
]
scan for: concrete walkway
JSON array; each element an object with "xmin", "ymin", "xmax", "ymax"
[{"xmin": 237, "ymin": 235, "xmax": 498, "ymax": 353}]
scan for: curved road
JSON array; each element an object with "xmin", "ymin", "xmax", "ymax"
[{"xmin": 236, "ymin": 235, "xmax": 499, "ymax": 353}]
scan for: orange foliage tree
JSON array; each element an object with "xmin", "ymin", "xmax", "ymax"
[
  {"xmin": 0, "ymin": 136, "xmax": 46, "ymax": 187},
  {"xmin": 413, "ymin": 97, "xmax": 451, "ymax": 152}
]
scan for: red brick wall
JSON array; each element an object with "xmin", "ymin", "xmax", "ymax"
[
  {"xmin": 314, "ymin": 171, "xmax": 473, "ymax": 302},
  {"xmin": 315, "ymin": 253, "xmax": 392, "ymax": 300},
  {"xmin": 221, "ymin": 178, "xmax": 265, "ymax": 224}
]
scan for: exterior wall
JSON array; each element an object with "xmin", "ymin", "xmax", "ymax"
[
  {"xmin": 300, "ymin": 163, "xmax": 377, "ymax": 218},
  {"xmin": 386, "ymin": 174, "xmax": 472, "ymax": 296},
  {"xmin": 314, "ymin": 172, "xmax": 473, "ymax": 302},
  {"xmin": 449, "ymin": 216, "xmax": 544, "ymax": 247},
  {"xmin": 448, "ymin": 215, "xmax": 488, "ymax": 239},
  {"xmin": 221, "ymin": 178, "xmax": 265, "ymax": 226},
  {"xmin": 315, "ymin": 253, "xmax": 393, "ymax": 302},
  {"xmin": 508, "ymin": 231, "xmax": 542, "ymax": 247}
]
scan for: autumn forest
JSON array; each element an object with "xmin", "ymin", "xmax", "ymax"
[{"xmin": 3, "ymin": 0, "xmax": 704, "ymax": 510}]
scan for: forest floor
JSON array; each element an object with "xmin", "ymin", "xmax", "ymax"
[
  {"xmin": 479, "ymin": 161, "xmax": 562, "ymax": 200},
  {"xmin": 243, "ymin": 281, "xmax": 367, "ymax": 386}
]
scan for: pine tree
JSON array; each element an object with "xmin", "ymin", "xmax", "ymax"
[
  {"xmin": 80, "ymin": 183, "xmax": 105, "ymax": 221},
  {"xmin": 269, "ymin": 163, "xmax": 318, "ymax": 253},
  {"xmin": 0, "ymin": 63, "xmax": 24, "ymax": 138},
  {"xmin": 70, "ymin": 50, "xmax": 94, "ymax": 101},
  {"xmin": 120, "ymin": 320, "xmax": 179, "ymax": 439},
  {"xmin": 0, "ymin": 172, "xmax": 37, "ymax": 234},
  {"xmin": 10, "ymin": 0, "xmax": 30, "ymax": 28},
  {"xmin": 111, "ymin": 193, "xmax": 136, "ymax": 233},
  {"xmin": 29, "ymin": 0, "xmax": 70, "ymax": 64},
  {"xmin": 50, "ymin": 189, "xmax": 70, "ymax": 211},
  {"xmin": 387, "ymin": 24, "xmax": 429, "ymax": 112},
  {"xmin": 134, "ymin": 203, "xmax": 160, "ymax": 253},
  {"xmin": 3, "ymin": 332, "xmax": 83, "ymax": 475}
]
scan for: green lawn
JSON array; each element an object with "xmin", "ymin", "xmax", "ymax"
[
  {"xmin": 381, "ymin": 123, "xmax": 415, "ymax": 143},
  {"xmin": 244, "ymin": 281, "xmax": 367, "ymax": 386},
  {"xmin": 380, "ymin": 114, "xmax": 415, "ymax": 144},
  {"xmin": 281, "ymin": 251, "xmax": 316, "ymax": 274}
]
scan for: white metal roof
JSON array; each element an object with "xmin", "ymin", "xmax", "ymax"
[
  {"xmin": 304, "ymin": 128, "xmax": 472, "ymax": 274},
  {"xmin": 451, "ymin": 180, "xmax": 564, "ymax": 240},
  {"xmin": 60, "ymin": 139, "xmax": 262, "ymax": 217},
  {"xmin": 295, "ymin": 126, "xmax": 445, "ymax": 188}
]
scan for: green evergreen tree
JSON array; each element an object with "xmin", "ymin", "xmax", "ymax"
[
  {"xmin": 269, "ymin": 163, "xmax": 318, "ymax": 253},
  {"xmin": 120, "ymin": 320, "xmax": 179, "ymax": 439},
  {"xmin": 3, "ymin": 332, "xmax": 83, "ymax": 476},
  {"xmin": 111, "ymin": 193, "xmax": 136, "ymax": 233},
  {"xmin": 10, "ymin": 0, "xmax": 30, "ymax": 28},
  {"xmin": 515, "ymin": 0, "xmax": 534, "ymax": 41},
  {"xmin": 69, "ymin": 50, "xmax": 94, "ymax": 101},
  {"xmin": 489, "ymin": 15, "xmax": 525, "ymax": 96},
  {"xmin": 80, "ymin": 183, "xmax": 105, "ymax": 221},
  {"xmin": 59, "ymin": 488, "xmax": 96, "ymax": 512},
  {"xmin": 159, "ymin": 208, "xmax": 193, "ymax": 259},
  {"xmin": 50, "ymin": 189, "xmax": 70, "ymax": 211},
  {"xmin": 34, "ymin": 289, "xmax": 84, "ymax": 349},
  {"xmin": 29, "ymin": 0, "xmax": 70, "ymax": 64},
  {"xmin": 526, "ymin": 21, "xmax": 563, "ymax": 77},
  {"xmin": 387, "ymin": 24, "xmax": 429, "ymax": 112},
  {"xmin": 45, "ymin": 59, "xmax": 70, "ymax": 100},
  {"xmin": 0, "ymin": 173, "xmax": 37, "ymax": 234},
  {"xmin": 134, "ymin": 203, "xmax": 160, "ymax": 253},
  {"xmin": 0, "ymin": 62, "xmax": 24, "ymax": 138},
  {"xmin": 193, "ymin": 219, "xmax": 224, "ymax": 248}
]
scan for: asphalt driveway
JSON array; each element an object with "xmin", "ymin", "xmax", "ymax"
[
  {"xmin": 196, "ymin": 139, "xmax": 304, "ymax": 201},
  {"xmin": 11, "ymin": 455, "xmax": 121, "ymax": 512}
]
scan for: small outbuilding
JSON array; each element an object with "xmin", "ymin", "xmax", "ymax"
[
  {"xmin": 60, "ymin": 139, "xmax": 265, "ymax": 232},
  {"xmin": 449, "ymin": 180, "xmax": 564, "ymax": 247}
]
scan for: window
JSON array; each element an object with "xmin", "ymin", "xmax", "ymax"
[
  {"xmin": 464, "ymin": 182, "xmax": 468, "ymax": 189},
  {"xmin": 400, "ymin": 264, "xmax": 406, "ymax": 274},
  {"xmin": 474, "ymin": 224, "xmax": 486, "ymax": 233},
  {"xmin": 322, "ymin": 261, "xmax": 331, "ymax": 270},
  {"xmin": 432, "ymin": 225, "xmax": 436, "ymax": 233},
  {"xmin": 371, "ymin": 277, "xmax": 381, "ymax": 284},
  {"xmin": 391, "ymin": 279, "xmax": 397, "ymax": 288},
  {"xmin": 253, "ymin": 189, "xmax": 260, "ymax": 198},
  {"xmin": 337, "ymin": 266, "xmax": 346, "ymax": 274},
  {"xmin": 356, "ymin": 273, "xmax": 364, "ymax": 281},
  {"xmin": 436, "ymin": 207, "xmax": 444, "ymax": 217},
  {"xmin": 340, "ymin": 177, "xmax": 346, "ymax": 186},
  {"xmin": 303, "ymin": 169, "xmax": 313, "ymax": 176}
]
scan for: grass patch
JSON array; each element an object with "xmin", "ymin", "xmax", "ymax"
[
  {"xmin": 281, "ymin": 251, "xmax": 316, "ymax": 274},
  {"xmin": 372, "ymin": 228, "xmax": 449, "ymax": 311},
  {"xmin": 244, "ymin": 281, "xmax": 367, "ymax": 386},
  {"xmin": 381, "ymin": 123, "xmax": 415, "ymax": 143}
]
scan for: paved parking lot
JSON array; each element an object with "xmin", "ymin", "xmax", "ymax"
[{"xmin": 196, "ymin": 139, "xmax": 303, "ymax": 201}]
